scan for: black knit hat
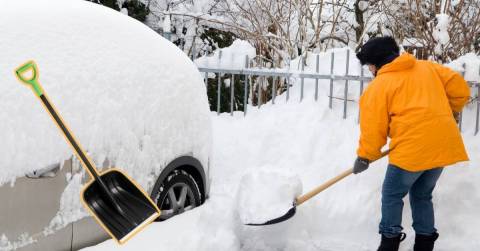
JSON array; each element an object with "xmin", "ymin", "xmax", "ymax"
[{"xmin": 356, "ymin": 36, "xmax": 400, "ymax": 69}]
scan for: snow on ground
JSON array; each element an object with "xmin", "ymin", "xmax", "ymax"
[
  {"xmin": 84, "ymin": 81, "xmax": 480, "ymax": 250},
  {"xmin": 84, "ymin": 42, "xmax": 479, "ymax": 251}
]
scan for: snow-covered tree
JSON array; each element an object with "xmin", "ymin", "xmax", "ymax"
[
  {"xmin": 87, "ymin": 0, "xmax": 480, "ymax": 65},
  {"xmin": 382, "ymin": 0, "xmax": 480, "ymax": 62}
]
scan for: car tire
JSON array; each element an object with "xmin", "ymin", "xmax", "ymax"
[{"xmin": 152, "ymin": 169, "xmax": 201, "ymax": 221}]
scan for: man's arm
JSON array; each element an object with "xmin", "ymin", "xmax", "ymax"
[
  {"xmin": 357, "ymin": 81, "xmax": 389, "ymax": 161},
  {"xmin": 433, "ymin": 63, "xmax": 471, "ymax": 113}
]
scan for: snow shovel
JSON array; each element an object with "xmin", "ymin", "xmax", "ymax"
[
  {"xmin": 15, "ymin": 61, "xmax": 161, "ymax": 244},
  {"xmin": 246, "ymin": 150, "xmax": 389, "ymax": 226}
]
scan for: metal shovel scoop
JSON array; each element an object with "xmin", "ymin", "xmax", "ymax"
[
  {"xmin": 15, "ymin": 61, "xmax": 161, "ymax": 244},
  {"xmin": 246, "ymin": 151, "xmax": 389, "ymax": 226}
]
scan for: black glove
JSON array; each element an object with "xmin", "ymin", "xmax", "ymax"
[{"xmin": 353, "ymin": 157, "xmax": 370, "ymax": 174}]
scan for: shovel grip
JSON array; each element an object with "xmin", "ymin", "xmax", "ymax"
[
  {"xmin": 295, "ymin": 150, "xmax": 390, "ymax": 206},
  {"xmin": 15, "ymin": 60, "xmax": 44, "ymax": 97}
]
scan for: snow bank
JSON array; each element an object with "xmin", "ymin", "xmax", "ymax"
[
  {"xmin": 85, "ymin": 79, "xmax": 479, "ymax": 250},
  {"xmin": 194, "ymin": 39, "xmax": 256, "ymax": 69},
  {"xmin": 84, "ymin": 197, "xmax": 241, "ymax": 251},
  {"xmin": 446, "ymin": 53, "xmax": 480, "ymax": 82},
  {"xmin": 0, "ymin": 0, "xmax": 211, "ymax": 189},
  {"xmin": 236, "ymin": 167, "xmax": 302, "ymax": 224}
]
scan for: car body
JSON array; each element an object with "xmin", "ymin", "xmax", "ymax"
[{"xmin": 0, "ymin": 0, "xmax": 212, "ymax": 250}]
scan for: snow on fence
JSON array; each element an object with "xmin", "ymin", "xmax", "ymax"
[{"xmin": 196, "ymin": 50, "xmax": 480, "ymax": 136}]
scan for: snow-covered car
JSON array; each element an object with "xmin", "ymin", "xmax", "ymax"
[{"xmin": 0, "ymin": 0, "xmax": 211, "ymax": 250}]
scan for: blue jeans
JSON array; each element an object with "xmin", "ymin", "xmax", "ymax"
[{"xmin": 379, "ymin": 164, "xmax": 443, "ymax": 238}]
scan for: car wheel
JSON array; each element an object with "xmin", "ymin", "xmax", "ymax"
[{"xmin": 152, "ymin": 170, "xmax": 201, "ymax": 221}]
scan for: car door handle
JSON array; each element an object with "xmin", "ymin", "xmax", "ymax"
[{"xmin": 26, "ymin": 163, "xmax": 61, "ymax": 179}]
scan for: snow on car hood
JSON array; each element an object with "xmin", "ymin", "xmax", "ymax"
[{"xmin": 0, "ymin": 0, "xmax": 211, "ymax": 187}]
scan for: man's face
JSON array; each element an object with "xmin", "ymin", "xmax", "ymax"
[{"xmin": 368, "ymin": 64, "xmax": 377, "ymax": 76}]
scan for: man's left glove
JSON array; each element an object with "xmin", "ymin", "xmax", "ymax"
[{"xmin": 353, "ymin": 157, "xmax": 370, "ymax": 174}]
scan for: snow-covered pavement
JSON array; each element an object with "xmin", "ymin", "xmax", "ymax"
[{"xmin": 84, "ymin": 95, "xmax": 480, "ymax": 250}]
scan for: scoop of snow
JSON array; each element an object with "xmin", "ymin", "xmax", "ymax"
[
  {"xmin": 194, "ymin": 39, "xmax": 256, "ymax": 69},
  {"xmin": 236, "ymin": 166, "xmax": 302, "ymax": 224}
]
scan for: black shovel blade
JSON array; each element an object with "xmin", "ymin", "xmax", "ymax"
[
  {"xmin": 245, "ymin": 206, "xmax": 296, "ymax": 226},
  {"xmin": 82, "ymin": 169, "xmax": 160, "ymax": 244}
]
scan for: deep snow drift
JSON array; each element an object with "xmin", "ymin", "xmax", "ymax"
[
  {"xmin": 84, "ymin": 89, "xmax": 479, "ymax": 250},
  {"xmin": 83, "ymin": 42, "xmax": 479, "ymax": 251}
]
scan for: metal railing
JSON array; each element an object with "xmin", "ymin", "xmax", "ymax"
[{"xmin": 196, "ymin": 50, "xmax": 480, "ymax": 136}]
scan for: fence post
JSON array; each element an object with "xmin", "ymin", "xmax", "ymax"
[
  {"xmin": 258, "ymin": 76, "xmax": 262, "ymax": 108},
  {"xmin": 217, "ymin": 73, "xmax": 221, "ymax": 114},
  {"xmin": 300, "ymin": 56, "xmax": 305, "ymax": 102},
  {"xmin": 358, "ymin": 65, "xmax": 364, "ymax": 123},
  {"xmin": 329, "ymin": 51, "xmax": 335, "ymax": 109},
  {"xmin": 286, "ymin": 76, "xmax": 290, "ymax": 102},
  {"xmin": 315, "ymin": 54, "xmax": 320, "ymax": 101},
  {"xmin": 231, "ymin": 75, "xmax": 235, "ymax": 116},
  {"xmin": 343, "ymin": 50, "xmax": 350, "ymax": 119},
  {"xmin": 286, "ymin": 58, "xmax": 290, "ymax": 102},
  {"xmin": 204, "ymin": 72, "xmax": 208, "ymax": 87},
  {"xmin": 216, "ymin": 51, "xmax": 222, "ymax": 114},
  {"xmin": 272, "ymin": 76, "xmax": 276, "ymax": 104},
  {"xmin": 244, "ymin": 55, "xmax": 249, "ymax": 116},
  {"xmin": 191, "ymin": 41, "xmax": 196, "ymax": 61},
  {"xmin": 476, "ymin": 84, "xmax": 480, "ymax": 135},
  {"xmin": 459, "ymin": 64, "xmax": 466, "ymax": 131}
]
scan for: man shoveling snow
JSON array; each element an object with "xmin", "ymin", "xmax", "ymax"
[{"xmin": 353, "ymin": 37, "xmax": 470, "ymax": 251}]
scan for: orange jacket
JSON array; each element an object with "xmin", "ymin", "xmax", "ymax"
[{"xmin": 357, "ymin": 53, "xmax": 470, "ymax": 171}]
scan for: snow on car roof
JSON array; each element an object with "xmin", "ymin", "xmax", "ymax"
[{"xmin": 0, "ymin": 0, "xmax": 211, "ymax": 187}]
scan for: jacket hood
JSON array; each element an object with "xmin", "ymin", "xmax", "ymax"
[{"xmin": 377, "ymin": 53, "xmax": 416, "ymax": 75}]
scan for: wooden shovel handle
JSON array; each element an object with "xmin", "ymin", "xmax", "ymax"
[
  {"xmin": 296, "ymin": 167, "xmax": 353, "ymax": 205},
  {"xmin": 295, "ymin": 150, "xmax": 390, "ymax": 206}
]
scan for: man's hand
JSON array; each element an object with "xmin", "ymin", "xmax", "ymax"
[
  {"xmin": 453, "ymin": 112, "xmax": 461, "ymax": 124},
  {"xmin": 353, "ymin": 157, "xmax": 370, "ymax": 174}
]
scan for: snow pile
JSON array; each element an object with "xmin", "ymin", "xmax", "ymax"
[
  {"xmin": 446, "ymin": 53, "xmax": 480, "ymax": 82},
  {"xmin": 433, "ymin": 14, "xmax": 450, "ymax": 55},
  {"xmin": 236, "ymin": 167, "xmax": 302, "ymax": 224},
  {"xmin": 0, "ymin": 0, "xmax": 211, "ymax": 188},
  {"xmin": 162, "ymin": 14, "xmax": 171, "ymax": 33},
  {"xmin": 85, "ymin": 79, "xmax": 479, "ymax": 250},
  {"xmin": 194, "ymin": 39, "xmax": 256, "ymax": 69},
  {"xmin": 291, "ymin": 47, "xmax": 364, "ymax": 76},
  {"xmin": 84, "ymin": 196, "xmax": 240, "ymax": 251}
]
